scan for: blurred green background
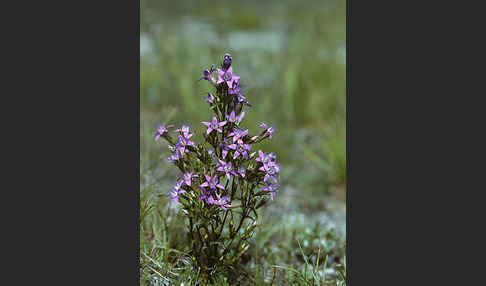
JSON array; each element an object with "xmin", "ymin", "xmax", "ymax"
[{"xmin": 140, "ymin": 0, "xmax": 346, "ymax": 284}]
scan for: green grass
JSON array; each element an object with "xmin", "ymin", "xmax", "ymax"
[{"xmin": 140, "ymin": 0, "xmax": 346, "ymax": 284}]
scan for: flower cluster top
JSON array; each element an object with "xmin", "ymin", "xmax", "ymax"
[{"xmin": 155, "ymin": 53, "xmax": 279, "ymax": 209}]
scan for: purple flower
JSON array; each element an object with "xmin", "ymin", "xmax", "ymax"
[
  {"xmin": 236, "ymin": 94, "xmax": 251, "ymax": 106},
  {"xmin": 205, "ymin": 93, "xmax": 215, "ymax": 104},
  {"xmin": 202, "ymin": 117, "xmax": 227, "ymax": 135},
  {"xmin": 178, "ymin": 134, "xmax": 195, "ymax": 148},
  {"xmin": 169, "ymin": 180, "xmax": 186, "ymax": 202},
  {"xmin": 217, "ymin": 66, "xmax": 240, "ymax": 88},
  {"xmin": 256, "ymin": 150, "xmax": 271, "ymax": 164},
  {"xmin": 259, "ymin": 123, "xmax": 276, "ymax": 139},
  {"xmin": 266, "ymin": 126, "xmax": 276, "ymax": 139},
  {"xmin": 228, "ymin": 141, "xmax": 251, "ymax": 160},
  {"xmin": 222, "ymin": 53, "xmax": 232, "ymax": 70},
  {"xmin": 176, "ymin": 134, "xmax": 195, "ymax": 156},
  {"xmin": 225, "ymin": 110, "xmax": 237, "ymax": 123},
  {"xmin": 198, "ymin": 65, "xmax": 217, "ymax": 85},
  {"xmin": 229, "ymin": 78, "xmax": 242, "ymax": 96},
  {"xmin": 216, "ymin": 160, "xmax": 238, "ymax": 180},
  {"xmin": 204, "ymin": 195, "xmax": 215, "ymax": 204},
  {"xmin": 225, "ymin": 110, "xmax": 245, "ymax": 124},
  {"xmin": 182, "ymin": 172, "xmax": 197, "ymax": 187},
  {"xmin": 229, "ymin": 80, "xmax": 252, "ymax": 107},
  {"xmin": 168, "ymin": 189, "xmax": 178, "ymax": 202},
  {"xmin": 227, "ymin": 127, "xmax": 249, "ymax": 143},
  {"xmin": 200, "ymin": 174, "xmax": 225, "ymax": 191},
  {"xmin": 168, "ymin": 152, "xmax": 180, "ymax": 163},
  {"xmin": 205, "ymin": 194, "xmax": 231, "ymax": 209},
  {"xmin": 154, "ymin": 124, "xmax": 173, "ymax": 141},
  {"xmin": 176, "ymin": 124, "xmax": 190, "ymax": 134},
  {"xmin": 175, "ymin": 124, "xmax": 193, "ymax": 140},
  {"xmin": 258, "ymin": 161, "xmax": 280, "ymax": 183},
  {"xmin": 218, "ymin": 196, "xmax": 231, "ymax": 209},
  {"xmin": 237, "ymin": 165, "xmax": 246, "ymax": 178},
  {"xmin": 261, "ymin": 182, "xmax": 278, "ymax": 200},
  {"xmin": 218, "ymin": 138, "xmax": 232, "ymax": 159}
]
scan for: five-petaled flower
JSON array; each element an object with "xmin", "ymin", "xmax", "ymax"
[
  {"xmin": 228, "ymin": 127, "xmax": 249, "ymax": 143},
  {"xmin": 202, "ymin": 117, "xmax": 227, "ymax": 134},
  {"xmin": 155, "ymin": 124, "xmax": 173, "ymax": 141},
  {"xmin": 228, "ymin": 140, "xmax": 251, "ymax": 159},
  {"xmin": 216, "ymin": 160, "xmax": 238, "ymax": 180},
  {"xmin": 200, "ymin": 174, "xmax": 225, "ymax": 192},
  {"xmin": 259, "ymin": 161, "xmax": 280, "ymax": 183},
  {"xmin": 217, "ymin": 66, "xmax": 240, "ymax": 88}
]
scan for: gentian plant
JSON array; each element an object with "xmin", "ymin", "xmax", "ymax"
[{"xmin": 155, "ymin": 53, "xmax": 280, "ymax": 278}]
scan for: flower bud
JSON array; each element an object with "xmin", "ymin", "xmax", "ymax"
[{"xmin": 222, "ymin": 53, "xmax": 232, "ymax": 70}]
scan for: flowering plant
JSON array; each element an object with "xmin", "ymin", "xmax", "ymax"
[{"xmin": 155, "ymin": 53, "xmax": 279, "ymax": 277}]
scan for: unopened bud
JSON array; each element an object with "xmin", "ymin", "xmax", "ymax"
[{"xmin": 222, "ymin": 53, "xmax": 232, "ymax": 70}]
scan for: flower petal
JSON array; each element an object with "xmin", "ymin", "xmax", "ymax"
[{"xmin": 217, "ymin": 68, "xmax": 225, "ymax": 78}]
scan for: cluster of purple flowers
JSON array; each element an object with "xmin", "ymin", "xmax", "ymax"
[
  {"xmin": 168, "ymin": 172, "xmax": 197, "ymax": 202},
  {"xmin": 256, "ymin": 150, "xmax": 280, "ymax": 199},
  {"xmin": 174, "ymin": 125, "xmax": 195, "ymax": 156},
  {"xmin": 198, "ymin": 174, "xmax": 229, "ymax": 207},
  {"xmin": 155, "ymin": 53, "xmax": 280, "ymax": 207}
]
